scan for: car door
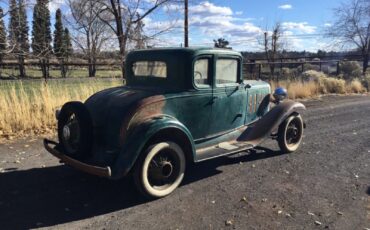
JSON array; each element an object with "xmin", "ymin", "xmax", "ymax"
[
  {"xmin": 209, "ymin": 56, "xmax": 248, "ymax": 135},
  {"xmin": 178, "ymin": 56, "xmax": 214, "ymax": 140}
]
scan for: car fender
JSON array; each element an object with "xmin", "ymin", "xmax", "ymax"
[
  {"xmin": 237, "ymin": 100, "xmax": 306, "ymax": 145},
  {"xmin": 111, "ymin": 115, "xmax": 196, "ymax": 179}
]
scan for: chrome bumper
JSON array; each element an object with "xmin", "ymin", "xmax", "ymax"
[{"xmin": 44, "ymin": 139, "xmax": 111, "ymax": 178}]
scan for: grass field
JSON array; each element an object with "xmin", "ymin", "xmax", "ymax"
[
  {"xmin": 0, "ymin": 68, "xmax": 122, "ymax": 78},
  {"xmin": 0, "ymin": 78, "xmax": 122, "ymax": 140}
]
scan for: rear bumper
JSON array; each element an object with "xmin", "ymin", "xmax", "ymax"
[{"xmin": 44, "ymin": 139, "xmax": 111, "ymax": 178}]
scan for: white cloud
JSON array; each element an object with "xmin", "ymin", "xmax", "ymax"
[
  {"xmin": 190, "ymin": 1, "xmax": 232, "ymax": 16},
  {"xmin": 278, "ymin": 4, "xmax": 293, "ymax": 10},
  {"xmin": 49, "ymin": 0, "xmax": 65, "ymax": 14},
  {"xmin": 323, "ymin": 23, "xmax": 332, "ymax": 27},
  {"xmin": 282, "ymin": 22, "xmax": 317, "ymax": 34},
  {"xmin": 143, "ymin": 1, "xmax": 329, "ymax": 51}
]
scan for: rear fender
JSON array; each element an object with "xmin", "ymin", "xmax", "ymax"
[
  {"xmin": 111, "ymin": 116, "xmax": 195, "ymax": 179},
  {"xmin": 237, "ymin": 100, "xmax": 306, "ymax": 145}
]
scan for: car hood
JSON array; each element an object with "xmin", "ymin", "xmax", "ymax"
[{"xmin": 85, "ymin": 86, "xmax": 159, "ymax": 127}]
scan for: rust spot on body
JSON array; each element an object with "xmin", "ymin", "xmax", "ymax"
[{"xmin": 119, "ymin": 95, "xmax": 166, "ymax": 145}]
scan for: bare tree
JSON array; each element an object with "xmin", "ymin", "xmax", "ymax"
[
  {"xmin": 328, "ymin": 0, "xmax": 370, "ymax": 74},
  {"xmin": 97, "ymin": 0, "xmax": 173, "ymax": 78},
  {"xmin": 263, "ymin": 23, "xmax": 284, "ymax": 80},
  {"xmin": 67, "ymin": 0, "xmax": 112, "ymax": 77}
]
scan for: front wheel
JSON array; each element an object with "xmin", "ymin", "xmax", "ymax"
[
  {"xmin": 277, "ymin": 114, "xmax": 304, "ymax": 153},
  {"xmin": 133, "ymin": 141, "xmax": 186, "ymax": 199}
]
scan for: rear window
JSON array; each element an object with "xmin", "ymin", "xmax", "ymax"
[{"xmin": 132, "ymin": 61, "xmax": 167, "ymax": 78}]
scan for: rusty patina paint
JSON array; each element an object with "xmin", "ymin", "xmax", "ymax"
[{"xmin": 119, "ymin": 95, "xmax": 166, "ymax": 145}]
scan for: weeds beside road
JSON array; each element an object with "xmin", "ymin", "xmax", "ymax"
[{"xmin": 0, "ymin": 78, "xmax": 122, "ymax": 140}]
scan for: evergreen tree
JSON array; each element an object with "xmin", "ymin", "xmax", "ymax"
[
  {"xmin": 59, "ymin": 28, "xmax": 73, "ymax": 78},
  {"xmin": 213, "ymin": 38, "xmax": 230, "ymax": 48},
  {"xmin": 32, "ymin": 0, "xmax": 51, "ymax": 56},
  {"xmin": 0, "ymin": 7, "xmax": 6, "ymax": 77},
  {"xmin": 18, "ymin": 0, "xmax": 29, "ymax": 53},
  {"xmin": 62, "ymin": 28, "xmax": 72, "ymax": 58},
  {"xmin": 0, "ymin": 8, "xmax": 6, "ymax": 53},
  {"xmin": 32, "ymin": 0, "xmax": 52, "ymax": 79},
  {"xmin": 8, "ymin": 0, "xmax": 18, "ymax": 48},
  {"xmin": 53, "ymin": 8, "xmax": 63, "ymax": 58}
]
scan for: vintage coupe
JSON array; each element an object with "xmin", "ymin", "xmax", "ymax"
[{"xmin": 44, "ymin": 48, "xmax": 305, "ymax": 198}]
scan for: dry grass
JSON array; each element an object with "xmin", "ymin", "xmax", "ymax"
[
  {"xmin": 271, "ymin": 81, "xmax": 320, "ymax": 99},
  {"xmin": 0, "ymin": 79, "xmax": 122, "ymax": 140},
  {"xmin": 272, "ymin": 70, "xmax": 367, "ymax": 99},
  {"xmin": 347, "ymin": 79, "xmax": 366, "ymax": 93}
]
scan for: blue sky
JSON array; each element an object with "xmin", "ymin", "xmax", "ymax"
[{"xmin": 0, "ymin": 0, "xmax": 343, "ymax": 52}]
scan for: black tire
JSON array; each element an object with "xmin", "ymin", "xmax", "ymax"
[
  {"xmin": 133, "ymin": 141, "xmax": 186, "ymax": 199},
  {"xmin": 57, "ymin": 101, "xmax": 93, "ymax": 160},
  {"xmin": 277, "ymin": 114, "xmax": 304, "ymax": 153}
]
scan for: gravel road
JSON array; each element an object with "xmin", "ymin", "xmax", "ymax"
[{"xmin": 0, "ymin": 95, "xmax": 369, "ymax": 230}]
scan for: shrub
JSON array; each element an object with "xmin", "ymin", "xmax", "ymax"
[
  {"xmin": 322, "ymin": 77, "xmax": 346, "ymax": 94},
  {"xmin": 347, "ymin": 79, "xmax": 366, "ymax": 93},
  {"xmin": 302, "ymin": 70, "xmax": 346, "ymax": 94},
  {"xmin": 302, "ymin": 70, "xmax": 327, "ymax": 81},
  {"xmin": 339, "ymin": 61, "xmax": 362, "ymax": 80},
  {"xmin": 361, "ymin": 74, "xmax": 370, "ymax": 91},
  {"xmin": 304, "ymin": 63, "xmax": 320, "ymax": 72}
]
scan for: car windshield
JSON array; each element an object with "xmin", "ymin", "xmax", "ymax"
[{"xmin": 132, "ymin": 61, "xmax": 167, "ymax": 78}]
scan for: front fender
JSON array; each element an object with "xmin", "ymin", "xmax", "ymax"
[
  {"xmin": 111, "ymin": 116, "xmax": 195, "ymax": 179},
  {"xmin": 238, "ymin": 100, "xmax": 306, "ymax": 145}
]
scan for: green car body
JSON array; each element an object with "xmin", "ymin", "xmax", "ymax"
[{"xmin": 44, "ymin": 47, "xmax": 305, "ymax": 186}]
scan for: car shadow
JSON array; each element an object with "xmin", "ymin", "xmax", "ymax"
[
  {"xmin": 0, "ymin": 147, "xmax": 283, "ymax": 229},
  {"xmin": 183, "ymin": 146, "xmax": 284, "ymax": 185}
]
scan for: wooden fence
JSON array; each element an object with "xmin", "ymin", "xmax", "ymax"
[{"xmin": 0, "ymin": 58, "xmax": 365, "ymax": 79}]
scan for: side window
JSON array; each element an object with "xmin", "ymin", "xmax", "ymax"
[
  {"xmin": 215, "ymin": 59, "xmax": 238, "ymax": 86},
  {"xmin": 194, "ymin": 59, "xmax": 210, "ymax": 87}
]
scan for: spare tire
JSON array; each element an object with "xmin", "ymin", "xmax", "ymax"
[{"xmin": 57, "ymin": 101, "xmax": 93, "ymax": 160}]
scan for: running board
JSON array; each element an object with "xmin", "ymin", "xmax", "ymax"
[{"xmin": 195, "ymin": 141, "xmax": 254, "ymax": 162}]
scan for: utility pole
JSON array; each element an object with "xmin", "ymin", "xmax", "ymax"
[{"xmin": 184, "ymin": 0, "xmax": 189, "ymax": 47}]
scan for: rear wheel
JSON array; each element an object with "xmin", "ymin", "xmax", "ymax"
[
  {"xmin": 277, "ymin": 114, "xmax": 304, "ymax": 153},
  {"xmin": 133, "ymin": 141, "xmax": 186, "ymax": 199}
]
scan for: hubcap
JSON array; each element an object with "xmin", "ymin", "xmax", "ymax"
[
  {"xmin": 161, "ymin": 161, "xmax": 173, "ymax": 178},
  {"xmin": 63, "ymin": 125, "xmax": 71, "ymax": 140},
  {"xmin": 286, "ymin": 119, "xmax": 301, "ymax": 146},
  {"xmin": 148, "ymin": 150, "xmax": 179, "ymax": 188},
  {"xmin": 61, "ymin": 114, "xmax": 81, "ymax": 154}
]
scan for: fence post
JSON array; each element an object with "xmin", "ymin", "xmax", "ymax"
[
  {"xmin": 280, "ymin": 58, "xmax": 283, "ymax": 72},
  {"xmin": 258, "ymin": 64, "xmax": 262, "ymax": 79},
  {"xmin": 336, "ymin": 61, "xmax": 340, "ymax": 75},
  {"xmin": 301, "ymin": 62, "xmax": 304, "ymax": 73},
  {"xmin": 319, "ymin": 61, "xmax": 322, "ymax": 71}
]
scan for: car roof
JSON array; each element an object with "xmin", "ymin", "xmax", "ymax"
[
  {"xmin": 125, "ymin": 47, "xmax": 243, "ymax": 90},
  {"xmin": 127, "ymin": 47, "xmax": 242, "ymax": 58}
]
